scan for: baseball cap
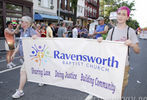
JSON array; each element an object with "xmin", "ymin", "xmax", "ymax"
[{"xmin": 97, "ymin": 17, "xmax": 104, "ymax": 21}]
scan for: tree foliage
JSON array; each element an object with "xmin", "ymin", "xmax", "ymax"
[
  {"xmin": 127, "ymin": 18, "xmax": 139, "ymax": 30},
  {"xmin": 103, "ymin": 0, "xmax": 139, "ymax": 29}
]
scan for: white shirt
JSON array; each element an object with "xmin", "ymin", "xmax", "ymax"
[{"xmin": 72, "ymin": 28, "xmax": 78, "ymax": 38}]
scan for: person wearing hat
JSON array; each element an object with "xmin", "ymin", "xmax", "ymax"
[{"xmin": 93, "ymin": 17, "xmax": 108, "ymax": 39}]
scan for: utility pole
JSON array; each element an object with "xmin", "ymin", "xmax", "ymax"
[{"xmin": 58, "ymin": 0, "xmax": 61, "ymax": 24}]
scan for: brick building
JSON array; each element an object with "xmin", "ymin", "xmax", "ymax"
[
  {"xmin": 0, "ymin": 0, "xmax": 33, "ymax": 37},
  {"xmin": 85, "ymin": 0, "xmax": 99, "ymax": 19},
  {"xmin": 57, "ymin": 0, "xmax": 74, "ymax": 22}
]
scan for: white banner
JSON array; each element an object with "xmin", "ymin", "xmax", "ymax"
[{"xmin": 22, "ymin": 38, "xmax": 127, "ymax": 100}]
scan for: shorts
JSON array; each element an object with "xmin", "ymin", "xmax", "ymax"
[
  {"xmin": 122, "ymin": 66, "xmax": 130, "ymax": 95},
  {"xmin": 5, "ymin": 41, "xmax": 15, "ymax": 51}
]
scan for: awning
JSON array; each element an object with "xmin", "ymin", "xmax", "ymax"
[{"xmin": 34, "ymin": 14, "xmax": 63, "ymax": 20}]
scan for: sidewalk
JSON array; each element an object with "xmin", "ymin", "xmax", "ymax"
[{"xmin": 0, "ymin": 38, "xmax": 5, "ymax": 52}]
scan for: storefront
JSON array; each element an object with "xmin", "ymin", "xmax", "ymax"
[
  {"xmin": 34, "ymin": 13, "xmax": 63, "ymax": 25},
  {"xmin": 0, "ymin": 0, "xmax": 33, "ymax": 37}
]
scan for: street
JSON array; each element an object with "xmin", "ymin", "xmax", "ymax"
[{"xmin": 0, "ymin": 38, "xmax": 147, "ymax": 100}]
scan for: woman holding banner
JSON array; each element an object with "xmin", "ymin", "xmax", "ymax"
[
  {"xmin": 96, "ymin": 6, "xmax": 140, "ymax": 99},
  {"xmin": 11, "ymin": 16, "xmax": 38, "ymax": 99}
]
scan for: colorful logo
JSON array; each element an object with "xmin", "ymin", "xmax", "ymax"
[{"xmin": 30, "ymin": 44, "xmax": 50, "ymax": 66}]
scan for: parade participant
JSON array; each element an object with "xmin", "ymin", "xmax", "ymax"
[
  {"xmin": 11, "ymin": 16, "xmax": 38, "ymax": 99},
  {"xmin": 97, "ymin": 6, "xmax": 140, "ymax": 97},
  {"xmin": 94, "ymin": 17, "xmax": 108, "ymax": 39},
  {"xmin": 4, "ymin": 21, "xmax": 19, "ymax": 68},
  {"xmin": 46, "ymin": 23, "xmax": 53, "ymax": 38}
]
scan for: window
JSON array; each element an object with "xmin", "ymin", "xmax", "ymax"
[
  {"xmin": 6, "ymin": 13, "xmax": 22, "ymax": 17},
  {"xmin": 38, "ymin": 0, "xmax": 41, "ymax": 6},
  {"xmin": 51, "ymin": 0, "xmax": 53, "ymax": 5},
  {"xmin": 24, "ymin": 7, "xmax": 31, "ymax": 13},
  {"xmin": 81, "ymin": 7, "xmax": 83, "ymax": 13},
  {"xmin": 65, "ymin": 0, "xmax": 67, "ymax": 9},
  {"xmin": 50, "ymin": 0, "xmax": 54, "ymax": 9},
  {"xmin": 43, "ymin": 0, "xmax": 49, "ymax": 8},
  {"xmin": 6, "ymin": 3, "xmax": 22, "ymax": 12},
  {"xmin": 70, "ymin": 2, "xmax": 72, "ymax": 10},
  {"xmin": 78, "ymin": 6, "xmax": 80, "ymax": 12},
  {"xmin": 0, "ymin": 2, "xmax": 2, "ymax": 9}
]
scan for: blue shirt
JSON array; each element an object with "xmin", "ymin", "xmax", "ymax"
[
  {"xmin": 19, "ymin": 27, "xmax": 37, "ymax": 57},
  {"xmin": 95, "ymin": 24, "xmax": 106, "ymax": 39}
]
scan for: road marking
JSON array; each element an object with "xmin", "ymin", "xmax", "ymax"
[
  {"xmin": 0, "ymin": 56, "xmax": 20, "ymax": 63},
  {"xmin": 84, "ymin": 94, "xmax": 94, "ymax": 100},
  {"xmin": 0, "ymin": 65, "xmax": 21, "ymax": 74}
]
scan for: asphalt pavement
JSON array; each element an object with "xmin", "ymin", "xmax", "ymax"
[{"xmin": 0, "ymin": 38, "xmax": 147, "ymax": 100}]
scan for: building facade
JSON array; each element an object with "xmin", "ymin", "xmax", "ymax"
[
  {"xmin": 76, "ymin": 0, "xmax": 99, "ymax": 27},
  {"xmin": 76, "ymin": 0, "xmax": 86, "ymax": 26},
  {"xmin": 33, "ymin": 0, "xmax": 62, "ymax": 23},
  {"xmin": 85, "ymin": 0, "xmax": 99, "ymax": 19},
  {"xmin": 0, "ymin": 0, "xmax": 33, "ymax": 37},
  {"xmin": 57, "ymin": 0, "xmax": 74, "ymax": 22}
]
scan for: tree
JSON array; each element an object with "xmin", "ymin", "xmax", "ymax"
[
  {"xmin": 103, "ymin": 0, "xmax": 140, "ymax": 29},
  {"xmin": 127, "ymin": 18, "xmax": 139, "ymax": 30},
  {"xmin": 70, "ymin": 0, "xmax": 78, "ymax": 25}
]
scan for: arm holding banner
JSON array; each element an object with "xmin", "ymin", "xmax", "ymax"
[
  {"xmin": 97, "ymin": 37, "xmax": 103, "ymax": 42},
  {"xmin": 125, "ymin": 40, "xmax": 140, "ymax": 54}
]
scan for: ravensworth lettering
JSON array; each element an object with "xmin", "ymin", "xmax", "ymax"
[{"xmin": 54, "ymin": 50, "xmax": 119, "ymax": 72}]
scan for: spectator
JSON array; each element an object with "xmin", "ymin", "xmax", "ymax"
[
  {"xmin": 35, "ymin": 24, "xmax": 41, "ymax": 37},
  {"xmin": 94, "ymin": 17, "xmax": 109, "ymax": 40},
  {"xmin": 72, "ymin": 25, "xmax": 78, "ymax": 38},
  {"xmin": 4, "ymin": 21, "xmax": 19, "ymax": 68},
  {"xmin": 54, "ymin": 24, "xmax": 60, "ymax": 37},
  {"xmin": 51, "ymin": 23, "xmax": 57, "ymax": 37},
  {"xmin": 46, "ymin": 23, "xmax": 53, "ymax": 38},
  {"xmin": 80, "ymin": 26, "xmax": 88, "ymax": 38},
  {"xmin": 57, "ymin": 22, "xmax": 66, "ymax": 37},
  {"xmin": 40, "ymin": 24, "xmax": 46, "ymax": 37}
]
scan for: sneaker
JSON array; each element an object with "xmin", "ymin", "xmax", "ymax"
[
  {"xmin": 12, "ymin": 89, "xmax": 24, "ymax": 99},
  {"xmin": 38, "ymin": 83, "xmax": 44, "ymax": 87},
  {"xmin": 10, "ymin": 62, "xmax": 16, "ymax": 67},
  {"xmin": 7, "ymin": 63, "xmax": 13, "ymax": 69}
]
